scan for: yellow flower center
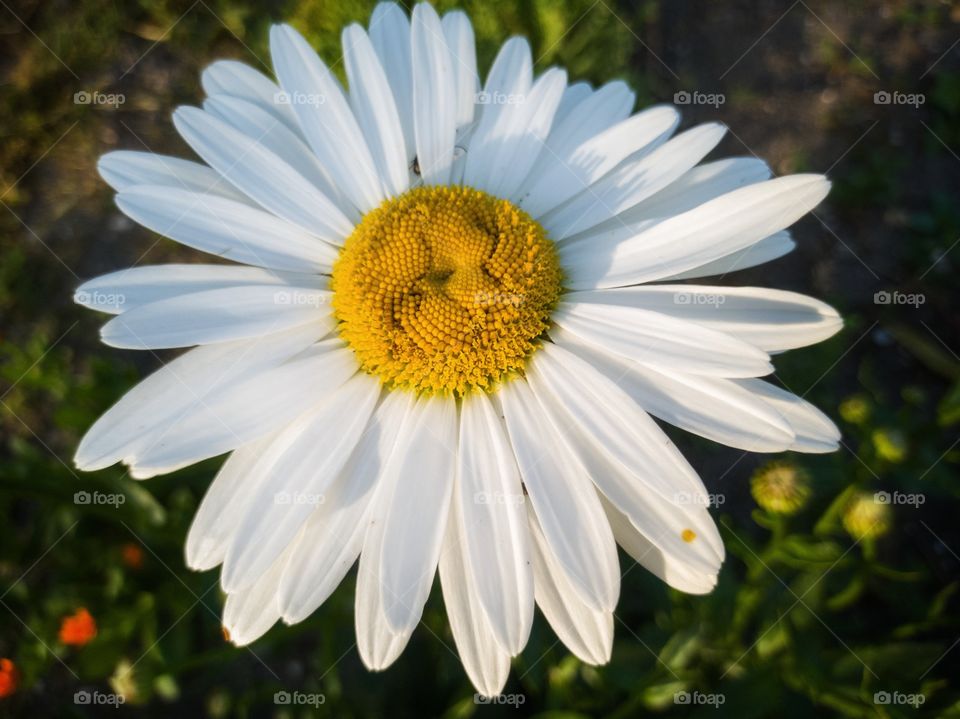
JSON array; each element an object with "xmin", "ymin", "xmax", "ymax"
[{"xmin": 331, "ymin": 186, "xmax": 562, "ymax": 395}]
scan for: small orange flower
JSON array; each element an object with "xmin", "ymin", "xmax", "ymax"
[
  {"xmin": 0, "ymin": 658, "xmax": 17, "ymax": 698},
  {"xmin": 59, "ymin": 608, "xmax": 97, "ymax": 646},
  {"xmin": 121, "ymin": 543, "xmax": 144, "ymax": 569}
]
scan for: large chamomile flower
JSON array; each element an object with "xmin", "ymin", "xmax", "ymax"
[{"xmin": 75, "ymin": 2, "xmax": 842, "ymax": 695}]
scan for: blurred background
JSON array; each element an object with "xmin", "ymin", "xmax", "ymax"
[{"xmin": 2, "ymin": 0, "xmax": 960, "ymax": 716}]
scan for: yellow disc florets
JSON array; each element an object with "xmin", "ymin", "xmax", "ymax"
[{"xmin": 331, "ymin": 186, "xmax": 562, "ymax": 395}]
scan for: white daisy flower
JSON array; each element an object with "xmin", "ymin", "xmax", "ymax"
[{"xmin": 74, "ymin": 2, "xmax": 842, "ymax": 695}]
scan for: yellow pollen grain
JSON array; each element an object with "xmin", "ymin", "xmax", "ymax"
[
  {"xmin": 681, "ymin": 529, "xmax": 697, "ymax": 543},
  {"xmin": 331, "ymin": 186, "xmax": 562, "ymax": 395}
]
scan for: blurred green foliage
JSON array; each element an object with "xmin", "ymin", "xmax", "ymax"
[{"xmin": 2, "ymin": 0, "xmax": 960, "ymax": 717}]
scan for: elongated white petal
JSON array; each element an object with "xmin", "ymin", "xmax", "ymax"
[
  {"xmin": 601, "ymin": 495, "xmax": 719, "ymax": 595},
  {"xmin": 458, "ymin": 392, "xmax": 533, "ymax": 655},
  {"xmin": 115, "ymin": 185, "xmax": 338, "ymax": 272},
  {"xmin": 223, "ymin": 545, "xmax": 294, "ymax": 646},
  {"xmin": 97, "ymin": 151, "xmax": 249, "ymax": 201},
  {"xmin": 173, "ymin": 106, "xmax": 353, "ymax": 242},
  {"xmin": 356, "ymin": 540, "xmax": 413, "ymax": 671},
  {"xmin": 379, "ymin": 395, "xmax": 457, "ymax": 632},
  {"xmin": 520, "ymin": 105, "xmax": 679, "ymax": 216},
  {"xmin": 541, "ymin": 80, "xmax": 635, "ymax": 159},
  {"xmin": 442, "ymin": 11, "xmax": 478, "ymax": 128},
  {"xmin": 558, "ymin": 329, "xmax": 796, "ymax": 452},
  {"xmin": 128, "ymin": 342, "xmax": 358, "ymax": 477},
  {"xmin": 343, "ymin": 24, "xmax": 410, "ymax": 197},
  {"xmin": 439, "ymin": 491, "xmax": 511, "ymax": 697},
  {"xmin": 563, "ymin": 174, "xmax": 830, "ymax": 288},
  {"xmin": 99, "ymin": 285, "xmax": 332, "ymax": 350},
  {"xmin": 553, "ymin": 300, "xmax": 773, "ymax": 378},
  {"xmin": 270, "ymin": 23, "xmax": 384, "ymax": 212},
  {"xmin": 463, "ymin": 37, "xmax": 533, "ymax": 188},
  {"xmin": 222, "ymin": 373, "xmax": 380, "ymax": 592},
  {"xmin": 528, "ymin": 507, "xmax": 613, "ymax": 665},
  {"xmin": 542, "ymin": 123, "xmax": 727, "ymax": 238},
  {"xmin": 75, "ymin": 265, "xmax": 324, "ymax": 315},
  {"xmin": 527, "ymin": 345, "xmax": 723, "ymax": 573},
  {"xmin": 75, "ymin": 324, "xmax": 323, "ymax": 473},
  {"xmin": 200, "ymin": 60, "xmax": 302, "ymax": 136},
  {"xmin": 552, "ymin": 81, "xmax": 593, "ymax": 125},
  {"xmin": 735, "ymin": 378, "xmax": 841, "ymax": 453},
  {"xmin": 369, "ymin": 2, "xmax": 415, "ymax": 160},
  {"xmin": 411, "ymin": 4, "xmax": 457, "ymax": 185},
  {"xmin": 500, "ymin": 379, "xmax": 619, "ymax": 612},
  {"xmin": 663, "ymin": 230, "xmax": 795, "ymax": 280},
  {"xmin": 202, "ymin": 94, "xmax": 350, "ymax": 215},
  {"xmin": 565, "ymin": 286, "xmax": 842, "ymax": 352}
]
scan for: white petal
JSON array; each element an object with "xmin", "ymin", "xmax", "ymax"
[
  {"xmin": 558, "ymin": 329, "xmax": 796, "ymax": 452},
  {"xmin": 223, "ymin": 544, "xmax": 294, "ymax": 646},
  {"xmin": 562, "ymin": 174, "xmax": 830, "ymax": 288},
  {"xmin": 458, "ymin": 392, "xmax": 533, "ymax": 655},
  {"xmin": 369, "ymin": 2, "xmax": 415, "ymax": 160},
  {"xmin": 527, "ymin": 345, "xmax": 723, "ymax": 574},
  {"xmin": 552, "ymin": 81, "xmax": 593, "ymax": 125},
  {"xmin": 553, "ymin": 300, "xmax": 773, "ymax": 378},
  {"xmin": 541, "ymin": 122, "xmax": 727, "ymax": 239},
  {"xmin": 491, "ymin": 67, "xmax": 567, "ymax": 201},
  {"xmin": 500, "ymin": 379, "xmax": 619, "ymax": 612},
  {"xmin": 97, "ymin": 151, "xmax": 249, "ymax": 202},
  {"xmin": 342, "ymin": 24, "xmax": 410, "ymax": 197},
  {"xmin": 439, "ymin": 491, "xmax": 511, "ymax": 697},
  {"xmin": 74, "ymin": 264, "xmax": 323, "ymax": 315},
  {"xmin": 173, "ymin": 106, "xmax": 352, "ymax": 243},
  {"xmin": 735, "ymin": 379, "xmax": 841, "ymax": 453},
  {"xmin": 664, "ymin": 230, "xmax": 795, "ymax": 280},
  {"xmin": 528, "ymin": 507, "xmax": 613, "ymax": 665},
  {"xmin": 565, "ymin": 285, "xmax": 842, "ymax": 352},
  {"xmin": 519, "ymin": 105, "xmax": 679, "ymax": 217},
  {"xmin": 115, "ymin": 185, "xmax": 338, "ymax": 272},
  {"xmin": 462, "ymin": 37, "xmax": 533, "ymax": 189},
  {"xmin": 379, "ymin": 395, "xmax": 457, "ymax": 632},
  {"xmin": 270, "ymin": 23, "xmax": 384, "ymax": 212},
  {"xmin": 98, "ymin": 285, "xmax": 332, "ymax": 350},
  {"xmin": 200, "ymin": 60, "xmax": 302, "ymax": 137},
  {"xmin": 442, "ymin": 11, "xmax": 478, "ymax": 128},
  {"xmin": 543, "ymin": 80, "xmax": 635, "ymax": 155},
  {"xmin": 127, "ymin": 341, "xmax": 358, "ymax": 477},
  {"xmin": 411, "ymin": 4, "xmax": 457, "ymax": 185},
  {"xmin": 601, "ymin": 495, "xmax": 719, "ymax": 595},
  {"xmin": 221, "ymin": 373, "xmax": 380, "ymax": 592},
  {"xmin": 75, "ymin": 324, "xmax": 323, "ymax": 473},
  {"xmin": 202, "ymin": 94, "xmax": 351, "ymax": 216}
]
